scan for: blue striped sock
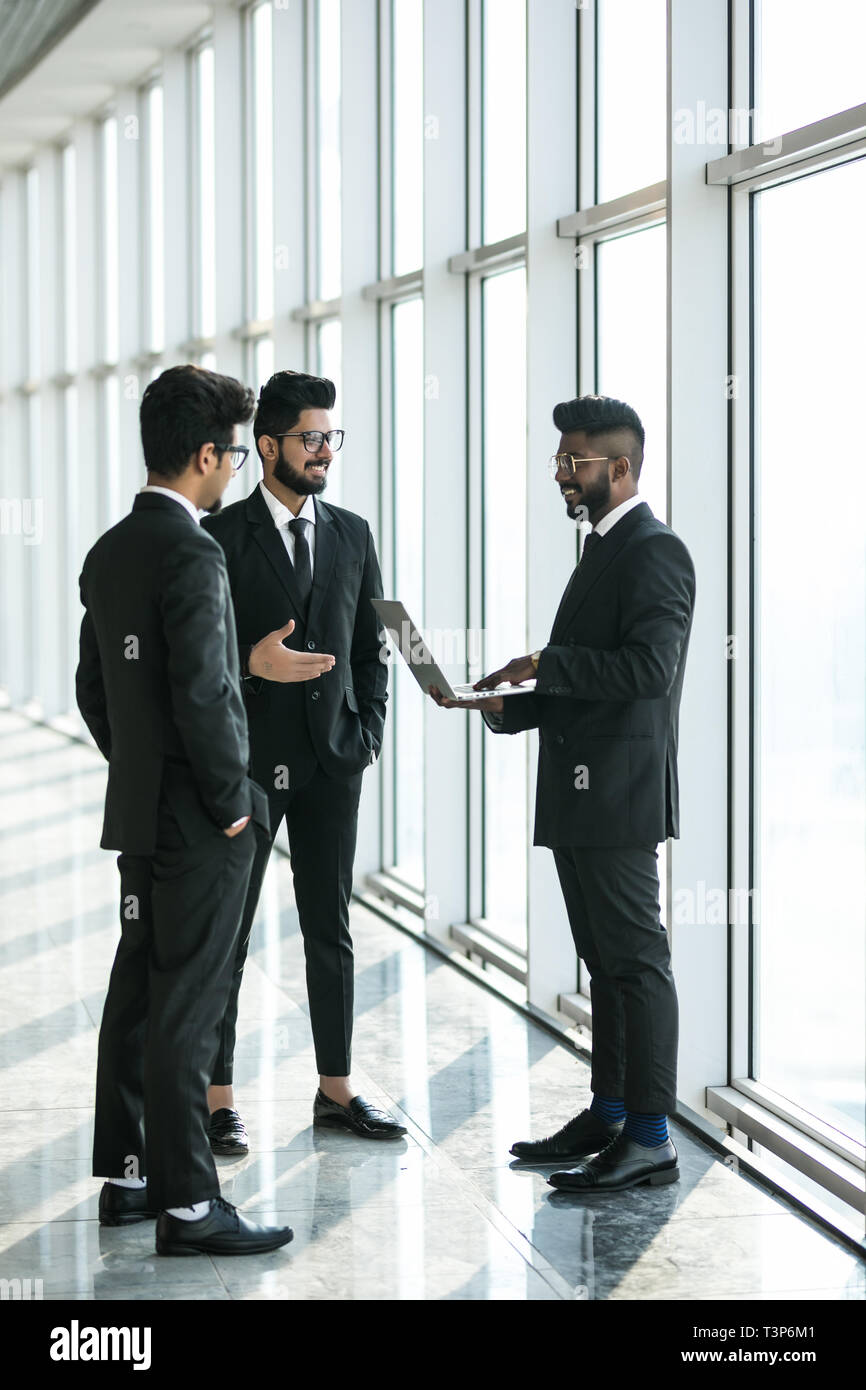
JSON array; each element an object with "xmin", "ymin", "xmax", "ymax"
[
  {"xmin": 624, "ymin": 1111, "xmax": 669, "ymax": 1147},
  {"xmin": 590, "ymin": 1094, "xmax": 625, "ymax": 1124}
]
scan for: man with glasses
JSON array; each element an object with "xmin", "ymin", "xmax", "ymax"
[
  {"xmin": 201, "ymin": 370, "xmax": 405, "ymax": 1150},
  {"xmin": 431, "ymin": 395, "xmax": 696, "ymax": 1195},
  {"xmin": 76, "ymin": 364, "xmax": 295, "ymax": 1254}
]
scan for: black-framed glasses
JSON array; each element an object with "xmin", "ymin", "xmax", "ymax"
[
  {"xmin": 548, "ymin": 453, "xmax": 615, "ymax": 479},
  {"xmin": 216, "ymin": 444, "xmax": 249, "ymax": 472},
  {"xmin": 275, "ymin": 430, "xmax": 345, "ymax": 454}
]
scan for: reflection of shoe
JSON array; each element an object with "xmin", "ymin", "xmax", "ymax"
[
  {"xmin": 548, "ymin": 1134, "xmax": 679, "ymax": 1192},
  {"xmin": 156, "ymin": 1197, "xmax": 293, "ymax": 1256},
  {"xmin": 313, "ymin": 1090, "xmax": 408, "ymax": 1139},
  {"xmin": 98, "ymin": 1183, "xmax": 158, "ymax": 1226},
  {"xmin": 208, "ymin": 1108, "xmax": 249, "ymax": 1156},
  {"xmin": 510, "ymin": 1109, "xmax": 623, "ymax": 1162}
]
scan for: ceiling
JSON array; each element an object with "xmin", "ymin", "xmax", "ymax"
[{"xmin": 0, "ymin": 0, "xmax": 215, "ymax": 170}]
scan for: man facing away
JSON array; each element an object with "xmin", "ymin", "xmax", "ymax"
[
  {"xmin": 201, "ymin": 371, "xmax": 406, "ymax": 1153},
  {"xmin": 76, "ymin": 364, "xmax": 298, "ymax": 1254},
  {"xmin": 432, "ymin": 394, "xmax": 696, "ymax": 1194}
]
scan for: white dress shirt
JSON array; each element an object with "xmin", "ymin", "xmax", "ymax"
[
  {"xmin": 258, "ymin": 480, "xmax": 317, "ymax": 574},
  {"xmin": 139, "ymin": 484, "xmax": 201, "ymax": 524},
  {"xmin": 589, "ymin": 491, "xmax": 646, "ymax": 539}
]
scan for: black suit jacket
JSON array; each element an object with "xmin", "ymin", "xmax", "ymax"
[
  {"xmin": 200, "ymin": 485, "xmax": 388, "ymax": 793},
  {"xmin": 487, "ymin": 502, "xmax": 695, "ymax": 848},
  {"xmin": 75, "ymin": 492, "xmax": 269, "ymax": 854}
]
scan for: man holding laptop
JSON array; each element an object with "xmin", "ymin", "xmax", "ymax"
[{"xmin": 427, "ymin": 395, "xmax": 696, "ymax": 1195}]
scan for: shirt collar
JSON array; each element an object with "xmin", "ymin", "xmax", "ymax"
[
  {"xmin": 139, "ymin": 485, "xmax": 201, "ymax": 525},
  {"xmin": 258, "ymin": 480, "xmax": 317, "ymax": 529},
  {"xmin": 591, "ymin": 493, "xmax": 646, "ymax": 539}
]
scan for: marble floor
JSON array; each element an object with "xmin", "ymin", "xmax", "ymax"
[{"xmin": 0, "ymin": 707, "xmax": 863, "ymax": 1302}]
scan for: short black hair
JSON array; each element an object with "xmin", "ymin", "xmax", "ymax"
[
  {"xmin": 253, "ymin": 371, "xmax": 336, "ymax": 460},
  {"xmin": 140, "ymin": 365, "xmax": 255, "ymax": 479},
  {"xmin": 552, "ymin": 394, "xmax": 645, "ymax": 478}
]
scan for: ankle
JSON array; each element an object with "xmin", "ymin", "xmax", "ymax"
[{"xmin": 319, "ymin": 1076, "xmax": 357, "ymax": 1107}]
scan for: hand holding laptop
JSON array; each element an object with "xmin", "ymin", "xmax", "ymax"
[{"xmin": 372, "ymin": 599, "xmax": 535, "ymax": 711}]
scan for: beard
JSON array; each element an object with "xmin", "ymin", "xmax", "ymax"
[
  {"xmin": 273, "ymin": 453, "xmax": 328, "ymax": 496},
  {"xmin": 568, "ymin": 467, "xmax": 611, "ymax": 522}
]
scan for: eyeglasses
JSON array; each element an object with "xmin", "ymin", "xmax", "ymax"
[
  {"xmin": 216, "ymin": 444, "xmax": 249, "ymax": 472},
  {"xmin": 548, "ymin": 453, "xmax": 615, "ymax": 479},
  {"xmin": 275, "ymin": 430, "xmax": 345, "ymax": 454}
]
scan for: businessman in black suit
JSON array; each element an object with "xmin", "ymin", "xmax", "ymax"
[
  {"xmin": 431, "ymin": 394, "xmax": 695, "ymax": 1194},
  {"xmin": 76, "ymin": 364, "xmax": 301, "ymax": 1255},
  {"xmin": 201, "ymin": 371, "xmax": 405, "ymax": 1149}
]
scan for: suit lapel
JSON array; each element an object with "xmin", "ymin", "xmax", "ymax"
[
  {"xmin": 550, "ymin": 503, "xmax": 651, "ymax": 641},
  {"xmin": 246, "ymin": 486, "xmax": 308, "ymax": 619},
  {"xmin": 306, "ymin": 499, "xmax": 337, "ymax": 634}
]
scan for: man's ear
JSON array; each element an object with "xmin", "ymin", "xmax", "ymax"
[{"xmin": 611, "ymin": 454, "xmax": 631, "ymax": 483}]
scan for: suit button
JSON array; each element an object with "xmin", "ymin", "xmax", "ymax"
[
  {"xmin": 307, "ymin": 640, "xmax": 315, "ymax": 650},
  {"xmin": 555, "ymin": 734, "xmax": 565, "ymax": 745},
  {"xmin": 311, "ymin": 690, "xmax": 320, "ymax": 701}
]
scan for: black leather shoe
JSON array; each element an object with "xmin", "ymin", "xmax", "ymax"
[
  {"xmin": 98, "ymin": 1183, "xmax": 159, "ymax": 1227},
  {"xmin": 313, "ymin": 1090, "xmax": 407, "ymax": 1139},
  {"xmin": 156, "ymin": 1197, "xmax": 293, "ymax": 1256},
  {"xmin": 510, "ymin": 1109, "xmax": 623, "ymax": 1162},
  {"xmin": 208, "ymin": 1108, "xmax": 249, "ymax": 1156},
  {"xmin": 547, "ymin": 1132, "xmax": 679, "ymax": 1192}
]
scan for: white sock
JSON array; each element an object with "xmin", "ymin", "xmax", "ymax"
[
  {"xmin": 165, "ymin": 1200, "xmax": 211, "ymax": 1221},
  {"xmin": 107, "ymin": 1176, "xmax": 147, "ymax": 1189}
]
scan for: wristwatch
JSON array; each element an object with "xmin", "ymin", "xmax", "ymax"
[{"xmin": 530, "ymin": 650, "xmax": 542, "ymax": 672}]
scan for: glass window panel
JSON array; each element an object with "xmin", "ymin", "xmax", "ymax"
[
  {"xmin": 196, "ymin": 47, "xmax": 216, "ymax": 339},
  {"xmin": 756, "ymin": 0, "xmax": 866, "ymax": 142},
  {"xmin": 62, "ymin": 145, "xmax": 77, "ymax": 373},
  {"xmin": 147, "ymin": 85, "xmax": 165, "ymax": 353},
  {"xmin": 317, "ymin": 0, "xmax": 341, "ymax": 300},
  {"xmin": 392, "ymin": 0, "xmax": 423, "ymax": 276},
  {"xmin": 595, "ymin": 223, "xmax": 668, "ymax": 930},
  {"xmin": 103, "ymin": 373, "xmax": 121, "ymax": 524},
  {"xmin": 754, "ymin": 158, "xmax": 866, "ymax": 1143},
  {"xmin": 254, "ymin": 335, "xmax": 275, "ymax": 393},
  {"xmin": 252, "ymin": 2, "xmax": 274, "ymax": 320},
  {"xmin": 597, "ymin": 0, "xmax": 665, "ymax": 204},
  {"xmin": 482, "ymin": 0, "xmax": 526, "ymax": 244},
  {"xmin": 25, "ymin": 167, "xmax": 40, "ymax": 380},
  {"xmin": 316, "ymin": 318, "xmax": 343, "ymax": 507},
  {"xmin": 595, "ymin": 224, "xmax": 667, "ymax": 523},
  {"xmin": 482, "ymin": 267, "xmax": 527, "ymax": 949},
  {"xmin": 101, "ymin": 117, "xmax": 119, "ymax": 363},
  {"xmin": 391, "ymin": 297, "xmax": 424, "ymax": 884}
]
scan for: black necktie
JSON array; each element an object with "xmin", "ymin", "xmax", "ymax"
[
  {"xmin": 580, "ymin": 530, "xmax": 602, "ymax": 565},
  {"xmin": 288, "ymin": 517, "xmax": 313, "ymax": 614}
]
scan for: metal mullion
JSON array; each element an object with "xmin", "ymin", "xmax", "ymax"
[
  {"xmin": 706, "ymin": 103, "xmax": 866, "ymax": 187},
  {"xmin": 448, "ymin": 231, "xmax": 526, "ymax": 274},
  {"xmin": 304, "ymin": 0, "xmax": 318, "ymax": 306},
  {"xmin": 380, "ymin": 298, "xmax": 396, "ymax": 871},
  {"xmin": 576, "ymin": 0, "xmax": 595, "ymax": 213},
  {"xmin": 731, "ymin": 1078, "xmax": 866, "ymax": 1171},
  {"xmin": 466, "ymin": 267, "xmax": 484, "ymax": 926},
  {"xmin": 557, "ymin": 181, "xmax": 666, "ymax": 238},
  {"xmin": 362, "ymin": 270, "xmax": 423, "ymax": 303},
  {"xmin": 729, "ymin": 178, "xmax": 752, "ymax": 1088},
  {"xmin": 466, "ymin": 0, "xmax": 482, "ymax": 254},
  {"xmin": 241, "ymin": 2, "xmax": 256, "ymax": 326},
  {"xmin": 379, "ymin": 0, "xmax": 393, "ymax": 279}
]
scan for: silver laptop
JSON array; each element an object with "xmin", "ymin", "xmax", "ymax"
[{"xmin": 372, "ymin": 599, "xmax": 536, "ymax": 702}]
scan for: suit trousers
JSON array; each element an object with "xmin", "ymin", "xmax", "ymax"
[
  {"xmin": 211, "ymin": 764, "xmax": 364, "ymax": 1084},
  {"xmin": 552, "ymin": 844, "xmax": 678, "ymax": 1113},
  {"xmin": 91, "ymin": 802, "xmax": 256, "ymax": 1210}
]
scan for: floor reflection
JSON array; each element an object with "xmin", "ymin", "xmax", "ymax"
[{"xmin": 0, "ymin": 709, "xmax": 863, "ymax": 1301}]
